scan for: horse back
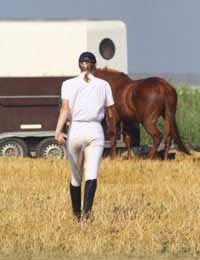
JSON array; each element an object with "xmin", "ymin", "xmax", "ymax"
[
  {"xmin": 133, "ymin": 77, "xmax": 176, "ymax": 100},
  {"xmin": 125, "ymin": 77, "xmax": 177, "ymax": 122}
]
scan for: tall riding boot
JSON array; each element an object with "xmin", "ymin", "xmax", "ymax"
[
  {"xmin": 70, "ymin": 183, "xmax": 81, "ymax": 221},
  {"xmin": 83, "ymin": 179, "xmax": 97, "ymax": 220}
]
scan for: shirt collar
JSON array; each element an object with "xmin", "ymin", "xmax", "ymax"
[{"xmin": 79, "ymin": 72, "xmax": 95, "ymax": 80}]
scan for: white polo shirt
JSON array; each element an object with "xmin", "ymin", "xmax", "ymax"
[{"xmin": 61, "ymin": 72, "xmax": 114, "ymax": 122}]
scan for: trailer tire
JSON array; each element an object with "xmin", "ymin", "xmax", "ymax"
[
  {"xmin": 36, "ymin": 138, "xmax": 67, "ymax": 159},
  {"xmin": 0, "ymin": 138, "xmax": 29, "ymax": 157}
]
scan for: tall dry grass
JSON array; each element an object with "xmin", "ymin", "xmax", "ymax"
[{"xmin": 0, "ymin": 152, "xmax": 200, "ymax": 259}]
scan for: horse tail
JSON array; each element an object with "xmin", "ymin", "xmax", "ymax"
[{"xmin": 164, "ymin": 84, "xmax": 190, "ymax": 155}]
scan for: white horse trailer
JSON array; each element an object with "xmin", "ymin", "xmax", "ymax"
[{"xmin": 0, "ymin": 20, "xmax": 128, "ymax": 158}]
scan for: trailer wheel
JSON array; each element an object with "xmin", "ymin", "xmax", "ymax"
[
  {"xmin": 36, "ymin": 138, "xmax": 67, "ymax": 159},
  {"xmin": 0, "ymin": 138, "xmax": 29, "ymax": 157}
]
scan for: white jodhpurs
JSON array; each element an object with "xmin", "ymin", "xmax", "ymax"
[{"xmin": 67, "ymin": 121, "xmax": 104, "ymax": 187}]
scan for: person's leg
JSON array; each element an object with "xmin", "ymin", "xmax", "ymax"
[
  {"xmin": 67, "ymin": 138, "xmax": 84, "ymax": 220},
  {"xmin": 69, "ymin": 183, "xmax": 81, "ymax": 221},
  {"xmin": 82, "ymin": 144, "xmax": 104, "ymax": 219},
  {"xmin": 83, "ymin": 179, "xmax": 97, "ymax": 219}
]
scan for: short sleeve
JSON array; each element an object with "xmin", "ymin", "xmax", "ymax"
[
  {"xmin": 105, "ymin": 82, "xmax": 114, "ymax": 107},
  {"xmin": 61, "ymin": 81, "xmax": 70, "ymax": 100}
]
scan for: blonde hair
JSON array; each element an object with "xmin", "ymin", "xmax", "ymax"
[{"xmin": 79, "ymin": 62, "xmax": 96, "ymax": 82}]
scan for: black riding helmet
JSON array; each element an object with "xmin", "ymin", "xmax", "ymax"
[{"xmin": 79, "ymin": 51, "xmax": 97, "ymax": 64}]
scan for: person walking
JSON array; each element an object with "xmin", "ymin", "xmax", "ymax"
[{"xmin": 55, "ymin": 52, "xmax": 114, "ymax": 221}]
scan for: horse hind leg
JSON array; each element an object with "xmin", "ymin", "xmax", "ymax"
[
  {"xmin": 107, "ymin": 119, "xmax": 117, "ymax": 160},
  {"xmin": 108, "ymin": 124, "xmax": 117, "ymax": 160},
  {"xmin": 124, "ymin": 132, "xmax": 132, "ymax": 160},
  {"xmin": 164, "ymin": 135, "xmax": 172, "ymax": 160},
  {"xmin": 143, "ymin": 121, "xmax": 163, "ymax": 159},
  {"xmin": 110, "ymin": 134, "xmax": 117, "ymax": 160},
  {"xmin": 163, "ymin": 118, "xmax": 171, "ymax": 160},
  {"xmin": 123, "ymin": 122, "xmax": 134, "ymax": 160}
]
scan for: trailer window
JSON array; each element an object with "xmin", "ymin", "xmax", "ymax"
[{"xmin": 99, "ymin": 38, "xmax": 115, "ymax": 60}]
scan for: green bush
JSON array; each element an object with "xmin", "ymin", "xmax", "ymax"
[{"xmin": 140, "ymin": 87, "xmax": 200, "ymax": 146}]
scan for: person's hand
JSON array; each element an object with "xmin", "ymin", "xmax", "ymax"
[{"xmin": 55, "ymin": 133, "xmax": 65, "ymax": 145}]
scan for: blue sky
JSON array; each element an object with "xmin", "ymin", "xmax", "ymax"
[{"xmin": 1, "ymin": 0, "xmax": 200, "ymax": 74}]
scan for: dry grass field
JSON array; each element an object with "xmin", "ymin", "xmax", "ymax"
[{"xmin": 0, "ymin": 151, "xmax": 200, "ymax": 260}]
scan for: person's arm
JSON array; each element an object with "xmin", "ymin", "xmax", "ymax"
[
  {"xmin": 105, "ymin": 82, "xmax": 114, "ymax": 106},
  {"xmin": 55, "ymin": 99, "xmax": 69, "ymax": 144},
  {"xmin": 105, "ymin": 105, "xmax": 114, "ymax": 119},
  {"xmin": 105, "ymin": 82, "xmax": 116, "ymax": 145}
]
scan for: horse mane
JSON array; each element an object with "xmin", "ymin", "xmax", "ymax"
[
  {"xmin": 96, "ymin": 67, "xmax": 132, "ymax": 82},
  {"xmin": 99, "ymin": 67, "xmax": 121, "ymax": 74}
]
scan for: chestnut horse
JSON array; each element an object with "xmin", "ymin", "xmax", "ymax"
[{"xmin": 94, "ymin": 68, "xmax": 190, "ymax": 160}]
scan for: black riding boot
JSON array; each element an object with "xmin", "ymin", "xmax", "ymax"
[
  {"xmin": 83, "ymin": 179, "xmax": 97, "ymax": 220},
  {"xmin": 70, "ymin": 183, "xmax": 81, "ymax": 221}
]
